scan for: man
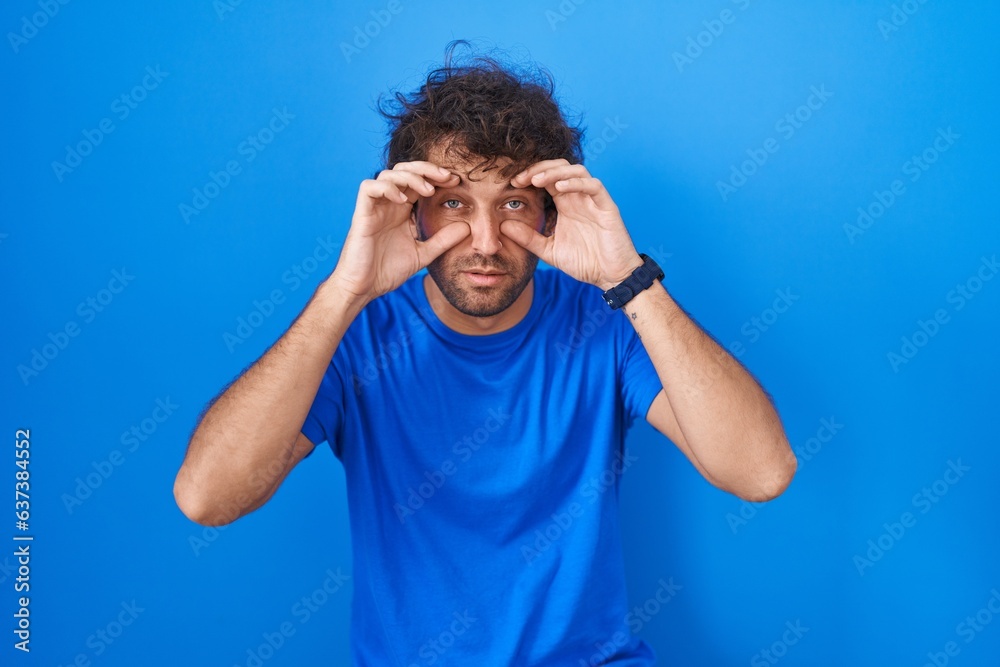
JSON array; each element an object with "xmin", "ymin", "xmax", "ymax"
[{"xmin": 174, "ymin": 42, "xmax": 797, "ymax": 665}]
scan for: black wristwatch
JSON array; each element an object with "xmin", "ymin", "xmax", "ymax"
[{"xmin": 602, "ymin": 254, "xmax": 664, "ymax": 310}]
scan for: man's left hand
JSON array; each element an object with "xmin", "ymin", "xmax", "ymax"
[{"xmin": 502, "ymin": 159, "xmax": 643, "ymax": 291}]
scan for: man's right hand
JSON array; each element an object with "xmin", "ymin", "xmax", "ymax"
[
  {"xmin": 175, "ymin": 164, "xmax": 469, "ymax": 526},
  {"xmin": 330, "ymin": 161, "xmax": 470, "ymax": 302}
]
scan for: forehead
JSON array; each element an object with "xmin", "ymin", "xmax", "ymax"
[{"xmin": 424, "ymin": 141, "xmax": 515, "ymax": 187}]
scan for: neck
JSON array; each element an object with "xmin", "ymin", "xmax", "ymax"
[{"xmin": 423, "ymin": 274, "xmax": 534, "ymax": 336}]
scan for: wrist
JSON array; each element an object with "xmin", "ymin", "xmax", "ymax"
[
  {"xmin": 598, "ymin": 254, "xmax": 645, "ymax": 292},
  {"xmin": 600, "ymin": 253, "xmax": 665, "ymax": 310},
  {"xmin": 316, "ymin": 273, "xmax": 371, "ymax": 318}
]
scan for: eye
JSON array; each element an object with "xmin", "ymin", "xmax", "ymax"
[
  {"xmin": 442, "ymin": 199, "xmax": 462, "ymax": 209},
  {"xmin": 505, "ymin": 200, "xmax": 526, "ymax": 210}
]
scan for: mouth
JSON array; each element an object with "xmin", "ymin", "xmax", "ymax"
[{"xmin": 462, "ymin": 270, "xmax": 508, "ymax": 286}]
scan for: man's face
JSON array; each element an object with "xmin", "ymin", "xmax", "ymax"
[{"xmin": 412, "ymin": 145, "xmax": 553, "ymax": 318}]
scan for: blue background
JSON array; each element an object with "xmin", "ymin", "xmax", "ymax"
[{"xmin": 4, "ymin": 1, "xmax": 999, "ymax": 665}]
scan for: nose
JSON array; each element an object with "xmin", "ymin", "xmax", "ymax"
[{"xmin": 467, "ymin": 209, "xmax": 503, "ymax": 256}]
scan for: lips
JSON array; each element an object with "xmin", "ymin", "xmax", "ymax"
[{"xmin": 462, "ymin": 270, "xmax": 507, "ymax": 286}]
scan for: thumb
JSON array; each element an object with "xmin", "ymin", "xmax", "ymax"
[
  {"xmin": 416, "ymin": 222, "xmax": 470, "ymax": 267},
  {"xmin": 500, "ymin": 220, "xmax": 552, "ymax": 262}
]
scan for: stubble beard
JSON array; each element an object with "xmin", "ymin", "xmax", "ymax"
[{"xmin": 426, "ymin": 250, "xmax": 539, "ymax": 318}]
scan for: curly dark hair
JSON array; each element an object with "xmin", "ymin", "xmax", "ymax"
[{"xmin": 375, "ymin": 40, "xmax": 585, "ymax": 192}]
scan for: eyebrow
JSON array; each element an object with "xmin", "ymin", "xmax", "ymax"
[{"xmin": 447, "ymin": 174, "xmax": 524, "ymax": 192}]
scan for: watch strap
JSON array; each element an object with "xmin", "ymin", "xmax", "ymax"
[{"xmin": 602, "ymin": 254, "xmax": 664, "ymax": 310}]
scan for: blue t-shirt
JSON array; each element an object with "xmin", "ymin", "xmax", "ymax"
[{"xmin": 301, "ymin": 266, "xmax": 663, "ymax": 666}]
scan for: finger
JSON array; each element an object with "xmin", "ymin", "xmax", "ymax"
[
  {"xmin": 416, "ymin": 222, "xmax": 471, "ymax": 267},
  {"xmin": 391, "ymin": 161, "xmax": 463, "ymax": 184},
  {"xmin": 376, "ymin": 170, "xmax": 443, "ymax": 201},
  {"xmin": 499, "ymin": 220, "xmax": 553, "ymax": 263},
  {"xmin": 510, "ymin": 159, "xmax": 572, "ymax": 188},
  {"xmin": 524, "ymin": 163, "xmax": 591, "ymax": 189},
  {"xmin": 513, "ymin": 164, "xmax": 592, "ymax": 206},
  {"xmin": 359, "ymin": 179, "xmax": 410, "ymax": 206},
  {"xmin": 552, "ymin": 177, "xmax": 616, "ymax": 210}
]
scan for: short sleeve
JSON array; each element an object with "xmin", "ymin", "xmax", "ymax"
[
  {"xmin": 300, "ymin": 357, "xmax": 347, "ymax": 459},
  {"xmin": 618, "ymin": 316, "xmax": 663, "ymax": 428}
]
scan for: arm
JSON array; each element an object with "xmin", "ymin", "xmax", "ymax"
[
  {"xmin": 173, "ymin": 162, "xmax": 469, "ymax": 526},
  {"xmin": 620, "ymin": 281, "xmax": 797, "ymax": 501},
  {"xmin": 173, "ymin": 282, "xmax": 364, "ymax": 526},
  {"xmin": 501, "ymin": 161, "xmax": 796, "ymax": 502}
]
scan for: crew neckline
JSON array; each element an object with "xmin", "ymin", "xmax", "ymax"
[{"xmin": 411, "ymin": 268, "xmax": 549, "ymax": 351}]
